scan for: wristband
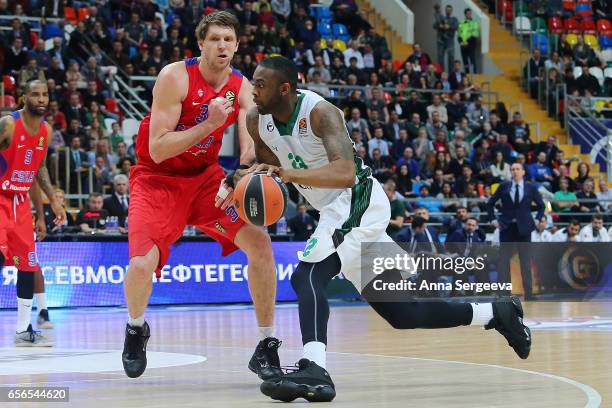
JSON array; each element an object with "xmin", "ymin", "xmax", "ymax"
[{"xmin": 224, "ymin": 164, "xmax": 251, "ymax": 188}]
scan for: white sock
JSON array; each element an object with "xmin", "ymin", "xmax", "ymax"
[
  {"xmin": 470, "ymin": 303, "xmax": 494, "ymax": 326},
  {"xmin": 259, "ymin": 326, "xmax": 275, "ymax": 339},
  {"xmin": 128, "ymin": 314, "xmax": 145, "ymax": 327},
  {"xmin": 16, "ymin": 297, "xmax": 33, "ymax": 333},
  {"xmin": 35, "ymin": 293, "xmax": 47, "ymax": 311},
  {"xmin": 303, "ymin": 341, "xmax": 326, "ymax": 369}
]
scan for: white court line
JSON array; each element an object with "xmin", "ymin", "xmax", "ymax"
[{"xmin": 329, "ymin": 351, "xmax": 602, "ymax": 408}]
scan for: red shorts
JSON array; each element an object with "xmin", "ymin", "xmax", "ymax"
[
  {"xmin": 128, "ymin": 163, "xmax": 245, "ymax": 276},
  {"xmin": 0, "ymin": 194, "xmax": 38, "ymax": 272}
]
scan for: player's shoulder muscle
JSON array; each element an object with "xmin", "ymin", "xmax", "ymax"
[{"xmin": 153, "ymin": 62, "xmax": 189, "ymax": 104}]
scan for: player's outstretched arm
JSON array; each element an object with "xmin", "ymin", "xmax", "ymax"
[
  {"xmin": 0, "ymin": 115, "xmax": 15, "ymax": 152},
  {"xmin": 275, "ymin": 101, "xmax": 355, "ymax": 189},
  {"xmin": 148, "ymin": 64, "xmax": 234, "ymax": 163}
]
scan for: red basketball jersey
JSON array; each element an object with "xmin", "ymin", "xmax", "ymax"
[
  {"xmin": 0, "ymin": 110, "xmax": 48, "ymax": 197},
  {"xmin": 136, "ymin": 58, "xmax": 244, "ymax": 176}
]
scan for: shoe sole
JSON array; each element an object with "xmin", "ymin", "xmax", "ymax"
[
  {"xmin": 38, "ymin": 322, "xmax": 54, "ymax": 329},
  {"xmin": 122, "ymin": 358, "xmax": 147, "ymax": 378},
  {"xmin": 261, "ymin": 380, "xmax": 336, "ymax": 402},
  {"xmin": 248, "ymin": 361, "xmax": 282, "ymax": 381}
]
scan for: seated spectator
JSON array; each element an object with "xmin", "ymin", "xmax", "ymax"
[
  {"xmin": 429, "ymin": 169, "xmax": 446, "ymax": 195},
  {"xmin": 362, "ymin": 44, "xmax": 376, "ymax": 71},
  {"xmin": 384, "ymin": 180, "xmax": 405, "ymax": 240},
  {"xmin": 83, "ymin": 81, "xmax": 106, "ymax": 109},
  {"xmin": 76, "ymin": 193, "xmax": 109, "ymax": 232},
  {"xmin": 472, "ymin": 147, "xmax": 493, "ymax": 185},
  {"xmin": 528, "ymin": 152, "xmax": 554, "ymax": 191},
  {"xmin": 307, "ymin": 71, "xmax": 331, "ymax": 98},
  {"xmin": 86, "ymin": 101, "xmax": 106, "ymax": 129},
  {"xmin": 552, "ymin": 219, "xmax": 582, "ymax": 242},
  {"xmin": 258, "ymin": 3, "xmax": 276, "ymax": 29},
  {"xmin": 118, "ymin": 157, "xmax": 134, "ymax": 176},
  {"xmin": 329, "ymin": 56, "xmax": 348, "ymax": 85},
  {"xmin": 407, "ymin": 43, "xmax": 431, "ymax": 73},
  {"xmin": 368, "ymin": 126, "xmax": 390, "ymax": 158},
  {"xmin": 579, "ymin": 214, "xmax": 610, "ymax": 242},
  {"xmin": 392, "ymin": 130, "xmax": 412, "ymax": 159},
  {"xmin": 596, "ymin": 177, "xmax": 612, "ymax": 213},
  {"xmin": 437, "ymin": 182, "xmax": 460, "ymax": 213},
  {"xmin": 466, "ymin": 96, "xmax": 488, "ymax": 132},
  {"xmin": 448, "ymin": 146, "xmax": 470, "ymax": 178},
  {"xmin": 109, "ymin": 122, "xmax": 124, "ymax": 150},
  {"xmin": 288, "ymin": 203, "xmax": 317, "ymax": 241},
  {"xmin": 404, "ymin": 90, "xmax": 428, "ymax": 121},
  {"xmin": 367, "ymin": 88, "xmax": 389, "ymax": 123},
  {"xmin": 445, "ymin": 206, "xmax": 469, "ymax": 235},
  {"xmin": 445, "ymin": 217, "xmax": 484, "ymax": 257},
  {"xmin": 19, "ymin": 58, "xmax": 46, "ymax": 84},
  {"xmin": 5, "ymin": 37, "xmax": 28, "ymax": 75},
  {"xmin": 369, "ymin": 148, "xmax": 394, "ymax": 182},
  {"xmin": 545, "ymin": 51, "xmax": 562, "ymax": 72},
  {"xmin": 523, "ymin": 48, "xmax": 545, "ymax": 98},
  {"xmin": 426, "ymin": 111, "xmax": 448, "ymax": 140},
  {"xmin": 367, "ymin": 110, "xmax": 386, "ymax": 137},
  {"xmin": 426, "ymin": 94, "xmax": 448, "ymax": 124},
  {"xmin": 44, "ymin": 113, "xmax": 65, "ymax": 153},
  {"xmin": 43, "ymin": 188, "xmax": 76, "ymax": 234},
  {"xmin": 396, "ymin": 146, "xmax": 420, "ymax": 178},
  {"xmin": 414, "ymin": 127, "xmax": 434, "ymax": 159},
  {"xmin": 576, "ymin": 178, "xmax": 603, "ymax": 216},
  {"xmin": 81, "ymin": 56, "xmax": 105, "ymax": 83},
  {"xmin": 446, "ymin": 91, "xmax": 466, "ymax": 129},
  {"xmin": 307, "ymin": 56, "xmax": 331, "ymax": 83},
  {"xmin": 489, "ymin": 111, "xmax": 508, "ymax": 135},
  {"xmin": 343, "ymin": 40, "xmax": 364, "ymax": 69},
  {"xmin": 455, "ymin": 165, "xmax": 478, "ymax": 195},
  {"xmin": 48, "ymin": 101, "xmax": 67, "ymax": 131},
  {"xmin": 449, "ymin": 130, "xmax": 471, "ymax": 159},
  {"xmin": 405, "ymin": 113, "xmax": 422, "ymax": 140},
  {"xmin": 93, "ymin": 155, "xmax": 113, "ymax": 193},
  {"xmin": 449, "ymin": 60, "xmax": 465, "ymax": 90},
  {"xmin": 531, "ymin": 217, "xmax": 553, "ymax": 242},
  {"xmin": 396, "ymin": 164, "xmax": 414, "ymax": 198},
  {"xmin": 574, "ymin": 162, "xmax": 591, "ymax": 191},
  {"xmin": 416, "ymin": 185, "xmax": 442, "ymax": 214},
  {"xmin": 386, "ymin": 111, "xmax": 407, "ymax": 142},
  {"xmin": 508, "ymin": 112, "xmax": 532, "ymax": 154},
  {"xmin": 396, "ymin": 209, "xmax": 440, "ymax": 253},
  {"xmin": 491, "ymin": 133, "xmax": 514, "ymax": 163},
  {"xmin": 572, "ymin": 36, "xmax": 598, "ymax": 67},
  {"xmin": 346, "ymin": 108, "xmax": 371, "ymax": 140},
  {"xmin": 535, "ymin": 135, "xmax": 560, "ymax": 166},
  {"xmin": 490, "ymin": 151, "xmax": 511, "ymax": 183},
  {"xmin": 64, "ymin": 93, "xmax": 87, "ymax": 127},
  {"xmin": 343, "ymin": 90, "xmax": 367, "ymax": 118},
  {"xmin": 104, "ymin": 174, "xmax": 130, "ymax": 230},
  {"xmin": 350, "ymin": 128, "xmax": 366, "ymax": 151},
  {"xmin": 432, "ymin": 129, "xmax": 449, "ymax": 153},
  {"xmin": 576, "ymin": 63, "xmax": 602, "ymax": 96}
]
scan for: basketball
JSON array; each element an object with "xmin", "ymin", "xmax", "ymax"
[{"xmin": 234, "ymin": 172, "xmax": 289, "ymax": 226}]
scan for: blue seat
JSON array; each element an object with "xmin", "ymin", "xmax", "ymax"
[
  {"xmin": 318, "ymin": 22, "xmax": 332, "ymax": 37},
  {"xmin": 332, "ymin": 23, "xmax": 350, "ymax": 42},
  {"xmin": 318, "ymin": 17, "xmax": 333, "ymax": 26},
  {"xmin": 310, "ymin": 6, "xmax": 332, "ymax": 19},
  {"xmin": 532, "ymin": 33, "xmax": 549, "ymax": 55},
  {"xmin": 42, "ymin": 23, "xmax": 63, "ymax": 40},
  {"xmin": 600, "ymin": 35, "xmax": 612, "ymax": 50}
]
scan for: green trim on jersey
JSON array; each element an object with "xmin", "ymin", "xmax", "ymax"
[
  {"xmin": 336, "ymin": 155, "xmax": 374, "ymax": 235},
  {"xmin": 274, "ymin": 92, "xmax": 305, "ymax": 136}
]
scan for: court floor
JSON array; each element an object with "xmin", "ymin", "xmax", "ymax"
[{"xmin": 0, "ymin": 301, "xmax": 609, "ymax": 407}]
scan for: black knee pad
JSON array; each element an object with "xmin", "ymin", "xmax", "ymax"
[
  {"xmin": 17, "ymin": 270, "xmax": 35, "ymax": 299},
  {"xmin": 290, "ymin": 254, "xmax": 341, "ymax": 293}
]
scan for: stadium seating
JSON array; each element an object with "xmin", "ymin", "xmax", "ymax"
[
  {"xmin": 589, "ymin": 66, "xmax": 605, "ymax": 86},
  {"xmin": 548, "ymin": 17, "xmax": 564, "ymax": 35},
  {"xmin": 42, "ymin": 24, "xmax": 63, "ymax": 40},
  {"xmin": 332, "ymin": 24, "xmax": 350, "ymax": 43},
  {"xmin": 514, "ymin": 17, "xmax": 532, "ymax": 35},
  {"xmin": 584, "ymin": 34, "xmax": 600, "ymax": 50},
  {"xmin": 597, "ymin": 19, "xmax": 612, "ymax": 35},
  {"xmin": 581, "ymin": 19, "xmax": 597, "ymax": 35},
  {"xmin": 564, "ymin": 18, "xmax": 580, "ymax": 34}
]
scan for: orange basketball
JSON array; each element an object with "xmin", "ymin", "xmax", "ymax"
[{"xmin": 234, "ymin": 172, "xmax": 289, "ymax": 226}]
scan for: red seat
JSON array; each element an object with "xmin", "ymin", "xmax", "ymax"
[
  {"xmin": 105, "ymin": 98, "xmax": 120, "ymax": 115},
  {"xmin": 29, "ymin": 31, "xmax": 39, "ymax": 47},
  {"xmin": 64, "ymin": 7, "xmax": 77, "ymax": 24},
  {"xmin": 562, "ymin": 0, "xmax": 575, "ymax": 11},
  {"xmin": 597, "ymin": 18, "xmax": 612, "ymax": 35},
  {"xmin": 564, "ymin": 17, "xmax": 580, "ymax": 34},
  {"xmin": 581, "ymin": 19, "xmax": 597, "ymax": 35},
  {"xmin": 548, "ymin": 17, "xmax": 564, "ymax": 34},
  {"xmin": 3, "ymin": 75, "xmax": 15, "ymax": 95},
  {"xmin": 2, "ymin": 95, "xmax": 16, "ymax": 108},
  {"xmin": 497, "ymin": 0, "xmax": 513, "ymax": 22},
  {"xmin": 392, "ymin": 59, "xmax": 403, "ymax": 72},
  {"xmin": 77, "ymin": 7, "xmax": 90, "ymax": 22}
]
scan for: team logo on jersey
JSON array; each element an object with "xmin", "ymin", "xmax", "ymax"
[
  {"xmin": 267, "ymin": 122, "xmax": 275, "ymax": 132},
  {"xmin": 298, "ymin": 118, "xmax": 308, "ymax": 136},
  {"xmin": 12, "ymin": 256, "xmax": 19, "ymax": 266},
  {"xmin": 214, "ymin": 222, "xmax": 226, "ymax": 234},
  {"xmin": 224, "ymin": 90, "xmax": 235, "ymax": 103},
  {"xmin": 197, "ymin": 89, "xmax": 204, "ymax": 97},
  {"xmin": 38, "ymin": 136, "xmax": 44, "ymax": 147}
]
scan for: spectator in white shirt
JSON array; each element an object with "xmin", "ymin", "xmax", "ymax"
[
  {"xmin": 552, "ymin": 219, "xmax": 582, "ymax": 242},
  {"xmin": 426, "ymin": 94, "xmax": 448, "ymax": 124},
  {"xmin": 579, "ymin": 214, "xmax": 610, "ymax": 242},
  {"xmin": 343, "ymin": 40, "xmax": 364, "ymax": 69},
  {"xmin": 368, "ymin": 126, "xmax": 390, "ymax": 158},
  {"xmin": 596, "ymin": 177, "xmax": 612, "ymax": 212},
  {"xmin": 531, "ymin": 217, "xmax": 553, "ymax": 242}
]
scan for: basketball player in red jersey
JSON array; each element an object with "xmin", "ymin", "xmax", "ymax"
[
  {"xmin": 0, "ymin": 80, "xmax": 66, "ymax": 346},
  {"xmin": 122, "ymin": 11, "xmax": 281, "ymax": 379}
]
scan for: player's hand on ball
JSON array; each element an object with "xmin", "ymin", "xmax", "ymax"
[
  {"xmin": 35, "ymin": 217, "xmax": 47, "ymax": 241},
  {"xmin": 207, "ymin": 97, "xmax": 233, "ymax": 129},
  {"xmin": 51, "ymin": 201, "xmax": 67, "ymax": 226},
  {"xmin": 250, "ymin": 163, "xmax": 281, "ymax": 177}
]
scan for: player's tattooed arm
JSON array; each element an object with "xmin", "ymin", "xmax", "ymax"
[
  {"xmin": 278, "ymin": 100, "xmax": 355, "ymax": 189},
  {"xmin": 246, "ymin": 107, "xmax": 281, "ymax": 167},
  {"xmin": 0, "ymin": 115, "xmax": 15, "ymax": 152}
]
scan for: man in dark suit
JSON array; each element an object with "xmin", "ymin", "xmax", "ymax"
[
  {"xmin": 396, "ymin": 207, "xmax": 441, "ymax": 253},
  {"xmin": 486, "ymin": 163, "xmax": 545, "ymax": 299},
  {"xmin": 103, "ymin": 174, "xmax": 130, "ymax": 231},
  {"xmin": 288, "ymin": 203, "xmax": 317, "ymax": 241},
  {"xmin": 58, "ymin": 137, "xmax": 91, "ymax": 198},
  {"xmin": 445, "ymin": 217, "xmax": 487, "ymax": 284},
  {"xmin": 449, "ymin": 60, "xmax": 465, "ymax": 90}
]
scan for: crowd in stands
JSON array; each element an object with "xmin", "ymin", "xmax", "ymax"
[{"xmin": 0, "ymin": 0, "xmax": 610, "ymax": 242}]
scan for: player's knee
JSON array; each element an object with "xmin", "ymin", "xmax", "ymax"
[
  {"xmin": 290, "ymin": 262, "xmax": 312, "ymax": 293},
  {"xmin": 128, "ymin": 257, "xmax": 154, "ymax": 281},
  {"xmin": 242, "ymin": 228, "xmax": 273, "ymax": 262}
]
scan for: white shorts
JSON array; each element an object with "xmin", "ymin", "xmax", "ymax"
[{"xmin": 298, "ymin": 178, "xmax": 404, "ymax": 291}]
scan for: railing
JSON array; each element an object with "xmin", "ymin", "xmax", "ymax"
[{"xmin": 566, "ymin": 95, "xmax": 612, "ymax": 181}]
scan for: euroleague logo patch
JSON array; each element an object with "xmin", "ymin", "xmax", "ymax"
[
  {"xmin": 225, "ymin": 90, "xmax": 235, "ymax": 103},
  {"xmin": 298, "ymin": 118, "xmax": 308, "ymax": 136}
]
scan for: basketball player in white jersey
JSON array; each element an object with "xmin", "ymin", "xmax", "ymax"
[{"xmin": 235, "ymin": 57, "xmax": 531, "ymax": 403}]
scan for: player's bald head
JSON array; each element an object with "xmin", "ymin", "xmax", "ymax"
[{"xmin": 258, "ymin": 56, "xmax": 298, "ymax": 91}]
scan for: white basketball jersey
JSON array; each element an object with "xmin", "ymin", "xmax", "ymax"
[{"xmin": 258, "ymin": 90, "xmax": 370, "ymax": 210}]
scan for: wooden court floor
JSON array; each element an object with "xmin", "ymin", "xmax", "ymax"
[{"xmin": 0, "ymin": 301, "xmax": 609, "ymax": 407}]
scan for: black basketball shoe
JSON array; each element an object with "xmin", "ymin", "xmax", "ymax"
[
  {"xmin": 260, "ymin": 359, "xmax": 336, "ymax": 402},
  {"xmin": 122, "ymin": 322, "xmax": 151, "ymax": 378},
  {"xmin": 485, "ymin": 296, "xmax": 532, "ymax": 359},
  {"xmin": 249, "ymin": 337, "xmax": 283, "ymax": 380}
]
